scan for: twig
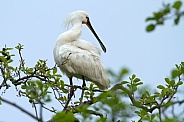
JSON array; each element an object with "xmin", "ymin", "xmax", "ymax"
[
  {"xmin": 0, "ymin": 66, "xmax": 9, "ymax": 89},
  {"xmin": 33, "ymin": 103, "xmax": 39, "ymax": 121},
  {"xmin": 72, "ymin": 99, "xmax": 102, "ymax": 117},
  {"xmin": 72, "ymin": 100, "xmax": 93, "ymax": 109},
  {"xmin": 113, "ymin": 83, "xmax": 160, "ymax": 113},
  {"xmin": 172, "ymin": 99, "xmax": 184, "ymax": 105},
  {"xmin": 42, "ymin": 105, "xmax": 57, "ymax": 113},
  {"xmin": 51, "ymin": 87, "xmax": 64, "ymax": 107},
  {"xmin": 63, "ymin": 86, "xmax": 76, "ymax": 111},
  {"xmin": 0, "ymin": 97, "xmax": 41, "ymax": 121},
  {"xmin": 18, "ymin": 47, "xmax": 25, "ymax": 71},
  {"xmin": 66, "ymin": 84, "xmax": 104, "ymax": 92},
  {"xmin": 40, "ymin": 103, "xmax": 43, "ymax": 122},
  {"xmin": 86, "ymin": 110, "xmax": 103, "ymax": 117}
]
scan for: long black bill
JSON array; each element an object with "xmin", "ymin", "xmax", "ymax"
[{"xmin": 86, "ymin": 19, "xmax": 106, "ymax": 53}]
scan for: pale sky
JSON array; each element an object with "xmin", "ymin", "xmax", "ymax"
[{"xmin": 0, "ymin": 0, "xmax": 184, "ymax": 121}]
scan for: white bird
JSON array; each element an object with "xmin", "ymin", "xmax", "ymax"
[{"xmin": 53, "ymin": 10, "xmax": 110, "ymax": 91}]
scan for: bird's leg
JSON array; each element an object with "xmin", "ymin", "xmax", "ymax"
[
  {"xmin": 68, "ymin": 77, "xmax": 74, "ymax": 99},
  {"xmin": 80, "ymin": 75, "xmax": 86, "ymax": 104},
  {"xmin": 64, "ymin": 77, "xmax": 75, "ymax": 111}
]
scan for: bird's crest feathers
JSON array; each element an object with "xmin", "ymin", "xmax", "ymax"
[{"xmin": 63, "ymin": 10, "xmax": 88, "ymax": 30}]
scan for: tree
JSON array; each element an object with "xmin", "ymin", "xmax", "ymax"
[
  {"xmin": 0, "ymin": 1, "xmax": 184, "ymax": 122},
  {"xmin": 146, "ymin": 0, "xmax": 184, "ymax": 32}
]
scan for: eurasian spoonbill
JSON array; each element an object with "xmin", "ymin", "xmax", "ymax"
[{"xmin": 53, "ymin": 10, "xmax": 110, "ymax": 94}]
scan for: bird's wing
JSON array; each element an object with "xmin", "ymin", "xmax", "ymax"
[
  {"xmin": 72, "ymin": 40, "xmax": 101, "ymax": 57},
  {"xmin": 56, "ymin": 41, "xmax": 109, "ymax": 90}
]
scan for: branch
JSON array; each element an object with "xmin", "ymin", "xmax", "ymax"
[
  {"xmin": 14, "ymin": 72, "xmax": 103, "ymax": 93},
  {"xmin": 32, "ymin": 102, "xmax": 39, "ymax": 120},
  {"xmin": 42, "ymin": 105, "xmax": 56, "ymax": 113},
  {"xmin": 65, "ymin": 84, "xmax": 104, "ymax": 92},
  {"xmin": 86, "ymin": 110, "xmax": 103, "ymax": 117},
  {"xmin": 63, "ymin": 86, "xmax": 77, "ymax": 111},
  {"xmin": 74, "ymin": 99, "xmax": 94, "ymax": 108},
  {"xmin": 0, "ymin": 66, "xmax": 9, "ymax": 89},
  {"xmin": 72, "ymin": 99, "xmax": 103, "ymax": 117},
  {"xmin": 111, "ymin": 83, "xmax": 160, "ymax": 113},
  {"xmin": 173, "ymin": 99, "xmax": 184, "ymax": 105},
  {"xmin": 0, "ymin": 97, "xmax": 41, "ymax": 121}
]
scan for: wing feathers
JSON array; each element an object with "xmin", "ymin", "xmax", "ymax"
[{"xmin": 57, "ymin": 41, "xmax": 110, "ymax": 90}]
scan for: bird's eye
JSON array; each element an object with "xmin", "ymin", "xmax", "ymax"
[{"xmin": 86, "ymin": 16, "xmax": 89, "ymax": 20}]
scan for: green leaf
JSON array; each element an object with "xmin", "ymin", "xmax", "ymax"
[
  {"xmin": 132, "ymin": 74, "xmax": 136, "ymax": 79},
  {"xmin": 145, "ymin": 17, "xmax": 155, "ymax": 22},
  {"xmin": 157, "ymin": 21, "xmax": 164, "ymax": 25},
  {"xmin": 0, "ymin": 56, "xmax": 5, "ymax": 62},
  {"xmin": 174, "ymin": 16, "xmax": 180, "ymax": 25},
  {"xmin": 58, "ymin": 97, "xmax": 66, "ymax": 101},
  {"xmin": 151, "ymin": 114, "xmax": 156, "ymax": 121},
  {"xmin": 164, "ymin": 101, "xmax": 173, "ymax": 107},
  {"xmin": 146, "ymin": 24, "xmax": 155, "ymax": 32},
  {"xmin": 181, "ymin": 66, "xmax": 184, "ymax": 73},
  {"xmin": 53, "ymin": 68, "xmax": 57, "ymax": 74},
  {"xmin": 171, "ymin": 69, "xmax": 181, "ymax": 79},
  {"xmin": 127, "ymin": 84, "xmax": 131, "ymax": 89},
  {"xmin": 84, "ymin": 91, "xmax": 90, "ymax": 95},
  {"xmin": 26, "ymin": 68, "xmax": 33, "ymax": 74},
  {"xmin": 181, "ymin": 62, "xmax": 184, "ymax": 66},
  {"xmin": 145, "ymin": 90, "xmax": 150, "ymax": 96},
  {"xmin": 74, "ymin": 101, "xmax": 80, "ymax": 104},
  {"xmin": 52, "ymin": 111, "xmax": 75, "ymax": 122},
  {"xmin": 45, "ymin": 95, "xmax": 51, "ymax": 102},
  {"xmin": 136, "ymin": 82, "xmax": 143, "ymax": 86},
  {"xmin": 134, "ymin": 110, "xmax": 140, "ymax": 115},
  {"xmin": 177, "ymin": 81, "xmax": 183, "ymax": 86},
  {"xmin": 157, "ymin": 85, "xmax": 165, "ymax": 90},
  {"xmin": 175, "ymin": 64, "xmax": 180, "ymax": 69},
  {"xmin": 40, "ymin": 69, "xmax": 46, "ymax": 74},
  {"xmin": 163, "ymin": 4, "xmax": 171, "ymax": 14},
  {"xmin": 21, "ymin": 85, "xmax": 27, "ymax": 89},
  {"xmin": 15, "ymin": 43, "xmax": 24, "ymax": 50},
  {"xmin": 134, "ymin": 78, "xmax": 141, "ymax": 83},
  {"xmin": 173, "ymin": 1, "xmax": 182, "ymax": 10},
  {"xmin": 154, "ymin": 92, "xmax": 161, "ymax": 97},
  {"xmin": 132, "ymin": 85, "xmax": 137, "ymax": 92},
  {"xmin": 170, "ymin": 80, "xmax": 175, "ymax": 86},
  {"xmin": 120, "ymin": 68, "xmax": 129, "ymax": 75},
  {"xmin": 165, "ymin": 78, "xmax": 170, "ymax": 84},
  {"xmin": 121, "ymin": 81, "xmax": 129, "ymax": 84}
]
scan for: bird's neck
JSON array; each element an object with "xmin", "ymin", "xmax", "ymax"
[{"xmin": 56, "ymin": 22, "xmax": 82, "ymax": 46}]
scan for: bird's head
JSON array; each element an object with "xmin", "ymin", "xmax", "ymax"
[
  {"xmin": 64, "ymin": 10, "xmax": 89, "ymax": 27},
  {"xmin": 64, "ymin": 10, "xmax": 106, "ymax": 53}
]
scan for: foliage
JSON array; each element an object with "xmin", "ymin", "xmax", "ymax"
[
  {"xmin": 0, "ymin": 44, "xmax": 184, "ymax": 122},
  {"xmin": 146, "ymin": 0, "xmax": 184, "ymax": 32}
]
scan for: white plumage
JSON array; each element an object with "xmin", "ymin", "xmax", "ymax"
[{"xmin": 53, "ymin": 10, "xmax": 110, "ymax": 90}]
